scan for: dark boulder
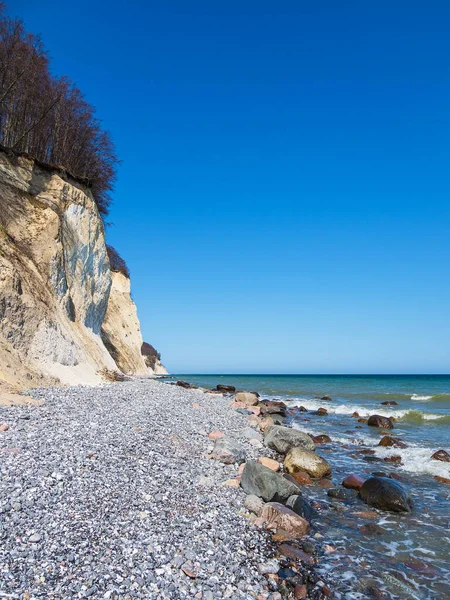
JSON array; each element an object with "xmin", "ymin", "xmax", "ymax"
[
  {"xmin": 297, "ymin": 406, "xmax": 308, "ymax": 412},
  {"xmin": 321, "ymin": 395, "xmax": 332, "ymax": 401},
  {"xmin": 359, "ymin": 476, "xmax": 413, "ymax": 512},
  {"xmin": 216, "ymin": 384, "xmax": 236, "ymax": 393},
  {"xmin": 259, "ymin": 401, "xmax": 287, "ymax": 416},
  {"xmin": 431, "ymin": 449, "xmax": 450, "ymax": 462},
  {"xmin": 286, "ymin": 494, "xmax": 318, "ymax": 521},
  {"xmin": 316, "ymin": 407, "xmax": 328, "ymax": 416},
  {"xmin": 327, "ymin": 488, "xmax": 358, "ymax": 500},
  {"xmin": 176, "ymin": 380, "xmax": 191, "ymax": 389},
  {"xmin": 381, "ymin": 401, "xmax": 398, "ymax": 406},
  {"xmin": 313, "ymin": 434, "xmax": 332, "ymax": 444},
  {"xmin": 367, "ymin": 415, "xmax": 394, "ymax": 429}
]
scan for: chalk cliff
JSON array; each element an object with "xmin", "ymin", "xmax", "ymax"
[{"xmin": 0, "ymin": 149, "xmax": 165, "ymax": 387}]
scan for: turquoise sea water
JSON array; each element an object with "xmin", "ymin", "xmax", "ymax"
[{"xmin": 171, "ymin": 375, "xmax": 450, "ymax": 599}]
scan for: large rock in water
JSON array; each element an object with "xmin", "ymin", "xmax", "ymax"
[
  {"xmin": 240, "ymin": 461, "xmax": 299, "ymax": 502},
  {"xmin": 367, "ymin": 415, "xmax": 394, "ymax": 429},
  {"xmin": 210, "ymin": 438, "xmax": 245, "ymax": 464},
  {"xmin": 259, "ymin": 502, "xmax": 310, "ymax": 537},
  {"xmin": 264, "ymin": 425, "xmax": 315, "ymax": 454},
  {"xmin": 284, "ymin": 447, "xmax": 332, "ymax": 478},
  {"xmin": 359, "ymin": 476, "xmax": 413, "ymax": 512}
]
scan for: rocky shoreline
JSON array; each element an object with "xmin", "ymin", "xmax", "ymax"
[{"xmin": 1, "ymin": 377, "xmax": 444, "ymax": 599}]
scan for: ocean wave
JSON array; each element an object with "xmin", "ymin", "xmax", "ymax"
[
  {"xmin": 410, "ymin": 394, "xmax": 433, "ymax": 401},
  {"xmin": 286, "ymin": 398, "xmax": 450, "ymax": 424}
]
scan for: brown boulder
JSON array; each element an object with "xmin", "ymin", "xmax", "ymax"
[
  {"xmin": 378, "ymin": 436, "xmax": 407, "ymax": 448},
  {"xmin": 367, "ymin": 415, "xmax": 394, "ymax": 429},
  {"xmin": 260, "ymin": 502, "xmax": 310, "ymax": 537},
  {"xmin": 316, "ymin": 407, "xmax": 328, "ymax": 416},
  {"xmin": 434, "ymin": 476, "xmax": 450, "ymax": 484},
  {"xmin": 278, "ymin": 543, "xmax": 314, "ymax": 564},
  {"xmin": 216, "ymin": 384, "xmax": 236, "ymax": 393},
  {"xmin": 431, "ymin": 449, "xmax": 450, "ymax": 462},
  {"xmin": 208, "ymin": 430, "xmax": 224, "ymax": 440},
  {"xmin": 284, "ymin": 447, "xmax": 332, "ymax": 478},
  {"xmin": 342, "ymin": 473, "xmax": 366, "ymax": 490},
  {"xmin": 352, "ymin": 412, "xmax": 360, "ymax": 418},
  {"xmin": 313, "ymin": 434, "xmax": 332, "ymax": 444},
  {"xmin": 286, "ymin": 471, "xmax": 312, "ymax": 486},
  {"xmin": 176, "ymin": 380, "xmax": 191, "ymax": 388}
]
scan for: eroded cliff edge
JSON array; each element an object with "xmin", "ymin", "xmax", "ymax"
[{"xmin": 0, "ymin": 149, "xmax": 166, "ymax": 388}]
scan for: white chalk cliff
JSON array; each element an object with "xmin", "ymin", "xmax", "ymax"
[{"xmin": 0, "ymin": 149, "xmax": 166, "ymax": 388}]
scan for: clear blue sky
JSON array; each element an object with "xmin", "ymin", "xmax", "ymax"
[{"xmin": 9, "ymin": 1, "xmax": 450, "ymax": 373}]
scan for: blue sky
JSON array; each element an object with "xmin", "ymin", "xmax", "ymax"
[{"xmin": 9, "ymin": 1, "xmax": 450, "ymax": 373}]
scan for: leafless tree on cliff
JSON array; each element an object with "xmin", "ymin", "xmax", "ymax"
[{"xmin": 0, "ymin": 6, "xmax": 118, "ymax": 216}]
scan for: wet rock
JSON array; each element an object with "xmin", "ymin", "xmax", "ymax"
[
  {"xmin": 240, "ymin": 461, "xmax": 299, "ymax": 502},
  {"xmin": 367, "ymin": 415, "xmax": 394, "ymax": 429},
  {"xmin": 313, "ymin": 434, "xmax": 332, "ymax": 444},
  {"xmin": 327, "ymin": 488, "xmax": 358, "ymax": 500},
  {"xmin": 244, "ymin": 494, "xmax": 265, "ymax": 515},
  {"xmin": 259, "ymin": 416, "xmax": 275, "ymax": 431},
  {"xmin": 384, "ymin": 455, "xmax": 402, "ymax": 464},
  {"xmin": 288, "ymin": 471, "xmax": 312, "ymax": 486},
  {"xmin": 210, "ymin": 438, "xmax": 245, "ymax": 464},
  {"xmin": 286, "ymin": 495, "xmax": 317, "ymax": 521},
  {"xmin": 381, "ymin": 400, "xmax": 398, "ymax": 406},
  {"xmin": 359, "ymin": 523, "xmax": 387, "ymax": 535},
  {"xmin": 257, "ymin": 457, "xmax": 281, "ymax": 471},
  {"xmin": 320, "ymin": 395, "xmax": 332, "ymax": 401},
  {"xmin": 264, "ymin": 425, "xmax": 315, "ymax": 454},
  {"xmin": 216, "ymin": 384, "xmax": 236, "ymax": 393},
  {"xmin": 297, "ymin": 406, "xmax": 308, "ymax": 412},
  {"xmin": 176, "ymin": 380, "xmax": 191, "ymax": 388},
  {"xmin": 358, "ymin": 418, "xmax": 368, "ymax": 424},
  {"xmin": 259, "ymin": 400, "xmax": 287, "ymax": 415},
  {"xmin": 279, "ymin": 544, "xmax": 314, "ymax": 564},
  {"xmin": 352, "ymin": 411, "xmax": 360, "ymax": 417},
  {"xmin": 318, "ymin": 478, "xmax": 334, "ymax": 488},
  {"xmin": 434, "ymin": 475, "xmax": 450, "ymax": 484},
  {"xmin": 431, "ymin": 449, "xmax": 450, "ymax": 462},
  {"xmin": 378, "ymin": 435, "xmax": 407, "ymax": 448},
  {"xmin": 259, "ymin": 502, "xmax": 310, "ymax": 537},
  {"xmin": 316, "ymin": 407, "xmax": 328, "ymax": 416},
  {"xmin": 342, "ymin": 473, "xmax": 366, "ymax": 490},
  {"xmin": 284, "ymin": 447, "xmax": 332, "ymax": 478},
  {"xmin": 359, "ymin": 476, "xmax": 413, "ymax": 512},
  {"xmin": 294, "ymin": 584, "xmax": 308, "ymax": 598},
  {"xmin": 235, "ymin": 392, "xmax": 259, "ymax": 406}
]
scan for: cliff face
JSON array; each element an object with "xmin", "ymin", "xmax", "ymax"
[{"xmin": 0, "ymin": 150, "xmax": 165, "ymax": 387}]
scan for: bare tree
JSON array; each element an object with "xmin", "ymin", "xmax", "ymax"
[{"xmin": 0, "ymin": 8, "xmax": 118, "ymax": 216}]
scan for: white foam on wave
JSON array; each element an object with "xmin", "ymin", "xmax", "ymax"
[
  {"xmin": 285, "ymin": 397, "xmax": 446, "ymax": 422},
  {"xmin": 411, "ymin": 394, "xmax": 433, "ymax": 401},
  {"xmin": 374, "ymin": 445, "xmax": 450, "ymax": 478}
]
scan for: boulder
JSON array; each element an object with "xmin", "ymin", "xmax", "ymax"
[
  {"xmin": 381, "ymin": 401, "xmax": 398, "ymax": 406},
  {"xmin": 269, "ymin": 413, "xmax": 285, "ymax": 424},
  {"xmin": 244, "ymin": 494, "xmax": 265, "ymax": 515},
  {"xmin": 316, "ymin": 407, "xmax": 328, "ymax": 416},
  {"xmin": 320, "ymin": 395, "xmax": 332, "ymax": 401},
  {"xmin": 359, "ymin": 523, "xmax": 387, "ymax": 535},
  {"xmin": 342, "ymin": 473, "xmax": 365, "ymax": 490},
  {"xmin": 259, "ymin": 400, "xmax": 287, "ymax": 416},
  {"xmin": 264, "ymin": 425, "xmax": 315, "ymax": 454},
  {"xmin": 327, "ymin": 488, "xmax": 358, "ymax": 500},
  {"xmin": 176, "ymin": 380, "xmax": 191, "ymax": 389},
  {"xmin": 352, "ymin": 412, "xmax": 360, "ymax": 418},
  {"xmin": 278, "ymin": 544, "xmax": 314, "ymax": 564},
  {"xmin": 216, "ymin": 384, "xmax": 236, "ymax": 393},
  {"xmin": 235, "ymin": 392, "xmax": 259, "ymax": 406},
  {"xmin": 378, "ymin": 436, "xmax": 407, "ymax": 448},
  {"xmin": 297, "ymin": 406, "xmax": 308, "ymax": 412},
  {"xmin": 284, "ymin": 447, "xmax": 332, "ymax": 478},
  {"xmin": 367, "ymin": 415, "xmax": 394, "ymax": 429},
  {"xmin": 431, "ymin": 449, "xmax": 450, "ymax": 462},
  {"xmin": 286, "ymin": 495, "xmax": 317, "ymax": 521},
  {"xmin": 240, "ymin": 461, "xmax": 299, "ymax": 502},
  {"xmin": 208, "ymin": 430, "xmax": 224, "ymax": 440},
  {"xmin": 257, "ymin": 457, "xmax": 280, "ymax": 471},
  {"xmin": 260, "ymin": 502, "xmax": 310, "ymax": 537},
  {"xmin": 359, "ymin": 476, "xmax": 413, "ymax": 512},
  {"xmin": 313, "ymin": 434, "xmax": 332, "ymax": 444},
  {"xmin": 259, "ymin": 417, "xmax": 275, "ymax": 431},
  {"xmin": 287, "ymin": 471, "xmax": 312, "ymax": 486},
  {"xmin": 210, "ymin": 438, "xmax": 245, "ymax": 464}
]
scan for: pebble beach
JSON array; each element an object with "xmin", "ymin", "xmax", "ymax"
[{"xmin": 0, "ymin": 379, "xmax": 330, "ymax": 600}]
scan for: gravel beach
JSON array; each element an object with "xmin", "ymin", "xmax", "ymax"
[{"xmin": 0, "ymin": 378, "xmax": 292, "ymax": 600}]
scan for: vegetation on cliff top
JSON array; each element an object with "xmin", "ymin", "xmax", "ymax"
[
  {"xmin": 106, "ymin": 245, "xmax": 130, "ymax": 279},
  {"xmin": 0, "ymin": 3, "xmax": 118, "ymax": 216}
]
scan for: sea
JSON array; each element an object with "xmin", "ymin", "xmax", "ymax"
[{"xmin": 171, "ymin": 374, "xmax": 450, "ymax": 599}]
